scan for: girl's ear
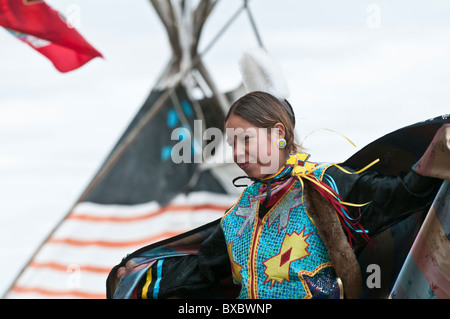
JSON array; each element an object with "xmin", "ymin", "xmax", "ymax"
[{"xmin": 273, "ymin": 122, "xmax": 286, "ymax": 139}]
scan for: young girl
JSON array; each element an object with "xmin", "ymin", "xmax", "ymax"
[{"xmin": 109, "ymin": 90, "xmax": 443, "ymax": 299}]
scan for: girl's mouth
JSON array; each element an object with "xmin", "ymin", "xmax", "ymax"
[{"xmin": 237, "ymin": 162, "xmax": 250, "ymax": 170}]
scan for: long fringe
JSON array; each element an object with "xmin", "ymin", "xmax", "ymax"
[{"xmin": 301, "ymin": 174, "xmax": 372, "ymax": 248}]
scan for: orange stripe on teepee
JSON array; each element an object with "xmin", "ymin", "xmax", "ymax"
[
  {"xmin": 68, "ymin": 204, "xmax": 229, "ymax": 223},
  {"xmin": 48, "ymin": 231, "xmax": 184, "ymax": 248},
  {"xmin": 11, "ymin": 285, "xmax": 105, "ymax": 299}
]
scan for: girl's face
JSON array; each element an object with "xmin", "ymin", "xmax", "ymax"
[{"xmin": 225, "ymin": 114, "xmax": 287, "ymax": 179}]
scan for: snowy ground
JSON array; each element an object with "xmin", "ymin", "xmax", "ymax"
[{"xmin": 0, "ymin": 0, "xmax": 449, "ymax": 297}]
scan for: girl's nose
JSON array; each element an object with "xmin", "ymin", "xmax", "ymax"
[{"xmin": 234, "ymin": 141, "xmax": 246, "ymax": 162}]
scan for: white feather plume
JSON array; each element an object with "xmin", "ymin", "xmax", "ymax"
[{"xmin": 239, "ymin": 48, "xmax": 290, "ymax": 100}]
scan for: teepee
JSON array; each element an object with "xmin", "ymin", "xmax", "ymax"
[{"xmin": 4, "ymin": 0, "xmax": 263, "ymax": 298}]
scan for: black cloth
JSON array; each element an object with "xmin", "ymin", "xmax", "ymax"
[{"xmin": 155, "ymin": 224, "xmax": 231, "ymax": 298}]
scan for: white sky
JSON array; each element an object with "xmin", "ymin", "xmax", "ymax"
[{"xmin": 0, "ymin": 0, "xmax": 449, "ymax": 296}]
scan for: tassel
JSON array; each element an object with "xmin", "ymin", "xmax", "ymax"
[
  {"xmin": 299, "ymin": 174, "xmax": 373, "ymax": 247},
  {"xmin": 288, "ymin": 150, "xmax": 379, "ymax": 247}
]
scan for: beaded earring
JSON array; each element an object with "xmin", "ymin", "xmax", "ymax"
[{"xmin": 278, "ymin": 138, "xmax": 286, "ymax": 149}]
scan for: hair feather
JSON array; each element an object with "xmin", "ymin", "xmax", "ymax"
[{"xmin": 239, "ymin": 48, "xmax": 290, "ymax": 100}]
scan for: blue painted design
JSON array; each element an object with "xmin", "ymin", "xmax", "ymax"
[
  {"xmin": 192, "ymin": 138, "xmax": 202, "ymax": 155},
  {"xmin": 176, "ymin": 126, "xmax": 191, "ymax": 141},
  {"xmin": 167, "ymin": 109, "xmax": 179, "ymax": 128},
  {"xmin": 161, "ymin": 146, "xmax": 172, "ymax": 161},
  {"xmin": 181, "ymin": 101, "xmax": 194, "ymax": 117}
]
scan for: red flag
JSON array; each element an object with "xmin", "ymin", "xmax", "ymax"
[{"xmin": 0, "ymin": 0, "xmax": 103, "ymax": 72}]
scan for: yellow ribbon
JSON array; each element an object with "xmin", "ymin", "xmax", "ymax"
[
  {"xmin": 294, "ymin": 127, "xmax": 380, "ymax": 209},
  {"xmin": 141, "ymin": 267, "xmax": 153, "ymax": 299},
  {"xmin": 299, "ymin": 128, "xmax": 357, "ymax": 150},
  {"xmin": 291, "ymin": 153, "xmax": 378, "ymax": 208},
  {"xmin": 332, "ymin": 158, "xmax": 380, "ymax": 175},
  {"xmin": 298, "ymin": 174, "xmax": 371, "ymax": 208}
]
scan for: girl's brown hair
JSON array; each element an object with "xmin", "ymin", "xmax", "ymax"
[{"xmin": 225, "ymin": 91, "xmax": 298, "ymax": 153}]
